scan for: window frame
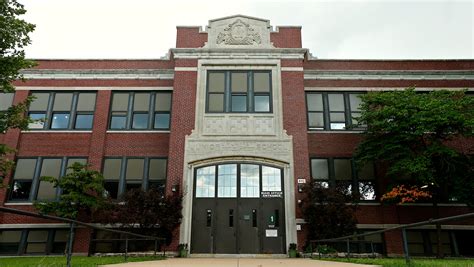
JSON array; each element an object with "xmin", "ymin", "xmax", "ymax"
[
  {"xmin": 108, "ymin": 91, "xmax": 172, "ymax": 131},
  {"xmin": 27, "ymin": 91, "xmax": 97, "ymax": 131},
  {"xmin": 0, "ymin": 229, "xmax": 69, "ymax": 256},
  {"xmin": 0, "ymin": 92, "xmax": 15, "ymax": 111},
  {"xmin": 306, "ymin": 92, "xmax": 365, "ymax": 131},
  {"xmin": 8, "ymin": 157, "xmax": 88, "ymax": 203},
  {"xmin": 310, "ymin": 157, "xmax": 377, "ymax": 201},
  {"xmin": 205, "ymin": 70, "xmax": 273, "ymax": 114}
]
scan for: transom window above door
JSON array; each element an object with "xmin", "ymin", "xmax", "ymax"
[
  {"xmin": 206, "ymin": 71, "xmax": 272, "ymax": 113},
  {"xmin": 195, "ymin": 163, "xmax": 282, "ymax": 198}
]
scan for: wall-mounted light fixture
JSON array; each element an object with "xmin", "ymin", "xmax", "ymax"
[{"xmin": 172, "ymin": 184, "xmax": 179, "ymax": 193}]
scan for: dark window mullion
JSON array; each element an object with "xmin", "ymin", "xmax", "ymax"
[
  {"xmin": 148, "ymin": 93, "xmax": 155, "ymax": 129},
  {"xmin": 44, "ymin": 93, "xmax": 55, "ymax": 129},
  {"xmin": 126, "ymin": 93, "xmax": 134, "ymax": 130},
  {"xmin": 117, "ymin": 157, "xmax": 127, "ymax": 197},
  {"xmin": 30, "ymin": 157, "xmax": 43, "ymax": 201},
  {"xmin": 225, "ymin": 71, "xmax": 231, "ymax": 113},
  {"xmin": 322, "ymin": 93, "xmax": 330, "ymax": 130},
  {"xmin": 68, "ymin": 93, "xmax": 79, "ymax": 130},
  {"xmin": 248, "ymin": 71, "xmax": 254, "ymax": 112},
  {"xmin": 343, "ymin": 93, "xmax": 352, "ymax": 129}
]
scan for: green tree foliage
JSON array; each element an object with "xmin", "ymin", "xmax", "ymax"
[
  {"xmin": 354, "ymin": 89, "xmax": 474, "ymax": 205},
  {"xmin": 95, "ymin": 188, "xmax": 182, "ymax": 245},
  {"xmin": 302, "ymin": 182, "xmax": 358, "ymax": 243},
  {"xmin": 1, "ymin": 0, "xmax": 36, "ymax": 184},
  {"xmin": 35, "ymin": 163, "xmax": 107, "ymax": 219}
]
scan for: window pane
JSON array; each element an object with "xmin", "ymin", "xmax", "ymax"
[
  {"xmin": 196, "ymin": 166, "xmax": 215, "ymax": 198},
  {"xmin": 254, "ymin": 95, "xmax": 270, "ymax": 112},
  {"xmin": 311, "ymin": 159, "xmax": 329, "ymax": 180},
  {"xmin": 133, "ymin": 93, "xmax": 150, "ymax": 111},
  {"xmin": 149, "ymin": 159, "xmax": 167, "ymax": 180},
  {"xmin": 334, "ymin": 159, "xmax": 352, "ymax": 180},
  {"xmin": 103, "ymin": 159, "xmax": 121, "ymax": 180},
  {"xmin": 0, "ymin": 93, "xmax": 14, "ymax": 110},
  {"xmin": 75, "ymin": 114, "xmax": 93, "ymax": 129},
  {"xmin": 217, "ymin": 164, "xmax": 237, "ymax": 198},
  {"xmin": 349, "ymin": 94, "xmax": 362, "ymax": 112},
  {"xmin": 231, "ymin": 95, "xmax": 247, "ymax": 112},
  {"xmin": 359, "ymin": 181, "xmax": 376, "ymax": 200},
  {"xmin": 110, "ymin": 114, "xmax": 127, "ymax": 129},
  {"xmin": 208, "ymin": 94, "xmax": 224, "ymax": 112},
  {"xmin": 104, "ymin": 181, "xmax": 119, "ymax": 198},
  {"xmin": 112, "ymin": 93, "xmax": 129, "ymax": 111},
  {"xmin": 10, "ymin": 181, "xmax": 32, "ymax": 200},
  {"xmin": 66, "ymin": 158, "xmax": 87, "ymax": 174},
  {"xmin": 40, "ymin": 159, "xmax": 62, "ymax": 178},
  {"xmin": 262, "ymin": 166, "xmax": 281, "ymax": 191},
  {"xmin": 358, "ymin": 162, "xmax": 375, "ymax": 180},
  {"xmin": 154, "ymin": 113, "xmax": 170, "ymax": 129},
  {"xmin": 27, "ymin": 231, "xmax": 48, "ymax": 242},
  {"xmin": 306, "ymin": 94, "xmax": 323, "ymax": 111},
  {"xmin": 26, "ymin": 243, "xmax": 46, "ymax": 253},
  {"xmin": 254, "ymin": 72, "xmax": 270, "ymax": 92},
  {"xmin": 14, "ymin": 159, "xmax": 37, "ymax": 179},
  {"xmin": 155, "ymin": 93, "xmax": 171, "ymax": 111},
  {"xmin": 240, "ymin": 164, "xmax": 259, "ymax": 198},
  {"xmin": 77, "ymin": 93, "xmax": 96, "ymax": 111},
  {"xmin": 126, "ymin": 183, "xmax": 142, "ymax": 192},
  {"xmin": 53, "ymin": 93, "xmax": 73, "ymax": 111},
  {"xmin": 29, "ymin": 93, "xmax": 49, "ymax": 111},
  {"xmin": 132, "ymin": 113, "xmax": 148, "ymax": 129},
  {"xmin": 231, "ymin": 73, "xmax": 247, "ymax": 93},
  {"xmin": 330, "ymin": 112, "xmax": 345, "ymax": 122},
  {"xmin": 0, "ymin": 230, "xmax": 22, "ymax": 242},
  {"xmin": 308, "ymin": 113, "xmax": 324, "ymax": 129},
  {"xmin": 28, "ymin": 113, "xmax": 46, "ymax": 129},
  {"xmin": 37, "ymin": 180, "xmax": 56, "ymax": 200},
  {"xmin": 208, "ymin": 73, "xmax": 225, "ymax": 92},
  {"xmin": 328, "ymin": 94, "xmax": 345, "ymax": 111},
  {"xmin": 126, "ymin": 159, "xmax": 144, "ymax": 180},
  {"xmin": 51, "ymin": 113, "xmax": 70, "ymax": 129}
]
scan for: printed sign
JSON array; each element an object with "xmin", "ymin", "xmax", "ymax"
[
  {"xmin": 265, "ymin": 229, "xmax": 278, "ymax": 237},
  {"xmin": 261, "ymin": 191, "xmax": 283, "ymax": 198},
  {"xmin": 297, "ymin": 179, "xmax": 306, "ymax": 184}
]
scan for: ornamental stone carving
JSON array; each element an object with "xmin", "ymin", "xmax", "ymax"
[{"xmin": 216, "ymin": 19, "xmax": 262, "ymax": 45}]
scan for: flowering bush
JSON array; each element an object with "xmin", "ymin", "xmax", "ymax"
[{"xmin": 381, "ymin": 185, "xmax": 432, "ymax": 204}]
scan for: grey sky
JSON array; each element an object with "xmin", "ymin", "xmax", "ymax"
[{"xmin": 20, "ymin": 0, "xmax": 473, "ymax": 59}]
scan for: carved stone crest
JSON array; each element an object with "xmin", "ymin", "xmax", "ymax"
[{"xmin": 216, "ymin": 19, "xmax": 262, "ymax": 45}]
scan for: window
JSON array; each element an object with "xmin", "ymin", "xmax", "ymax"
[
  {"xmin": 310, "ymin": 158, "xmax": 376, "ymax": 200},
  {"xmin": 217, "ymin": 164, "xmax": 237, "ymax": 198},
  {"xmin": 240, "ymin": 164, "xmax": 259, "ymax": 198},
  {"xmin": 0, "ymin": 93, "xmax": 14, "ymax": 111},
  {"xmin": 109, "ymin": 92, "xmax": 172, "ymax": 130},
  {"xmin": 195, "ymin": 166, "xmax": 215, "ymax": 198},
  {"xmin": 0, "ymin": 229, "xmax": 68, "ymax": 255},
  {"xmin": 206, "ymin": 71, "xmax": 272, "ymax": 113},
  {"xmin": 407, "ymin": 230, "xmax": 453, "ymax": 256},
  {"xmin": 9, "ymin": 157, "xmax": 87, "ymax": 202},
  {"xmin": 102, "ymin": 157, "xmax": 167, "ymax": 198},
  {"xmin": 27, "ymin": 92, "xmax": 96, "ymax": 130},
  {"xmin": 306, "ymin": 92, "xmax": 364, "ymax": 130}
]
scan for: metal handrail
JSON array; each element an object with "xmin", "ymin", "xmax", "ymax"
[
  {"xmin": 310, "ymin": 212, "xmax": 474, "ymax": 264},
  {"xmin": 0, "ymin": 206, "xmax": 167, "ymax": 266}
]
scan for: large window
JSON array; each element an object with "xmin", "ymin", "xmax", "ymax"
[
  {"xmin": 9, "ymin": 157, "xmax": 87, "ymax": 202},
  {"xmin": 310, "ymin": 158, "xmax": 376, "ymax": 201},
  {"xmin": 109, "ymin": 92, "xmax": 172, "ymax": 130},
  {"xmin": 306, "ymin": 92, "xmax": 364, "ymax": 130},
  {"xmin": 102, "ymin": 157, "xmax": 167, "ymax": 198},
  {"xmin": 0, "ymin": 229, "xmax": 68, "ymax": 255},
  {"xmin": 28, "ymin": 92, "xmax": 96, "ymax": 130},
  {"xmin": 195, "ymin": 163, "xmax": 281, "ymax": 198},
  {"xmin": 0, "ymin": 92, "xmax": 14, "ymax": 111},
  {"xmin": 206, "ymin": 71, "xmax": 272, "ymax": 113}
]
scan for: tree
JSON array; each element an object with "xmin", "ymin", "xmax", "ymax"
[
  {"xmin": 302, "ymin": 182, "xmax": 358, "ymax": 251},
  {"xmin": 1, "ymin": 0, "xmax": 36, "ymax": 185},
  {"xmin": 354, "ymin": 88, "xmax": 474, "ymax": 257},
  {"xmin": 95, "ymin": 188, "xmax": 182, "ymax": 246}
]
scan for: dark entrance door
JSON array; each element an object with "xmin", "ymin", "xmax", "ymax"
[{"xmin": 191, "ymin": 163, "xmax": 285, "ymax": 254}]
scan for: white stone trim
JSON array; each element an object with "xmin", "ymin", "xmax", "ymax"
[
  {"xmin": 0, "ymin": 224, "xmax": 70, "ymax": 229},
  {"xmin": 304, "ymin": 70, "xmax": 474, "ymax": 80},
  {"xmin": 174, "ymin": 67, "xmax": 198, "ymax": 72},
  {"xmin": 4, "ymin": 202, "xmax": 33, "ymax": 206},
  {"xmin": 171, "ymin": 48, "xmax": 307, "ymax": 60},
  {"xmin": 21, "ymin": 130, "xmax": 93, "ymax": 133},
  {"xmin": 106, "ymin": 130, "xmax": 170, "ymax": 133},
  {"xmin": 281, "ymin": 67, "xmax": 304, "ymax": 72},
  {"xmin": 15, "ymin": 86, "xmax": 174, "ymax": 91},
  {"xmin": 356, "ymin": 224, "xmax": 474, "ymax": 230},
  {"xmin": 305, "ymin": 87, "xmax": 474, "ymax": 92},
  {"xmin": 21, "ymin": 69, "xmax": 174, "ymax": 80},
  {"xmin": 307, "ymin": 130, "xmax": 363, "ymax": 134}
]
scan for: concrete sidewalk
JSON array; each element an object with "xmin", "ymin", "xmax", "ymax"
[{"xmin": 102, "ymin": 258, "xmax": 380, "ymax": 267}]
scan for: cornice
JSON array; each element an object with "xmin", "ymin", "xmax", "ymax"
[
  {"xmin": 20, "ymin": 69, "xmax": 174, "ymax": 80},
  {"xmin": 304, "ymin": 70, "xmax": 474, "ymax": 80},
  {"xmin": 171, "ymin": 48, "xmax": 307, "ymax": 59}
]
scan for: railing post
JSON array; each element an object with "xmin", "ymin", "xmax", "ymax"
[
  {"xmin": 370, "ymin": 241, "xmax": 375, "ymax": 258},
  {"xmin": 402, "ymin": 228, "xmax": 410, "ymax": 265},
  {"xmin": 125, "ymin": 235, "xmax": 128, "ymax": 262},
  {"xmin": 346, "ymin": 239, "xmax": 350, "ymax": 259},
  {"xmin": 66, "ymin": 222, "xmax": 75, "ymax": 267},
  {"xmin": 154, "ymin": 239, "xmax": 157, "ymax": 257}
]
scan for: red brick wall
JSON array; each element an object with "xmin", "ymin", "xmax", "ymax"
[
  {"xmin": 176, "ymin": 27, "xmax": 207, "ymax": 48},
  {"xmin": 271, "ymin": 27, "xmax": 302, "ymax": 48}
]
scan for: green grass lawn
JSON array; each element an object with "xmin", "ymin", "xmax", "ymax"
[
  {"xmin": 0, "ymin": 255, "xmax": 164, "ymax": 267},
  {"xmin": 318, "ymin": 257, "xmax": 474, "ymax": 267}
]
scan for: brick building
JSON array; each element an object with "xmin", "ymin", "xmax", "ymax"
[{"xmin": 1, "ymin": 15, "xmax": 473, "ymax": 256}]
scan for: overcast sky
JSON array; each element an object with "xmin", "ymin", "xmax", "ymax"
[{"xmin": 20, "ymin": 0, "xmax": 473, "ymax": 59}]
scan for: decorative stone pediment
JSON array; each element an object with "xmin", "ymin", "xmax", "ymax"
[{"xmin": 206, "ymin": 15, "xmax": 273, "ymax": 48}]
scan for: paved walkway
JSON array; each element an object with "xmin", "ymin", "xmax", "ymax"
[{"xmin": 103, "ymin": 258, "xmax": 380, "ymax": 267}]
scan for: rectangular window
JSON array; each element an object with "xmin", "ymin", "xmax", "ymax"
[
  {"xmin": 0, "ymin": 229, "xmax": 68, "ymax": 255},
  {"xmin": 109, "ymin": 92, "xmax": 172, "ymax": 130},
  {"xmin": 26, "ymin": 230, "xmax": 49, "ymax": 254},
  {"xmin": 102, "ymin": 157, "xmax": 167, "ymax": 198},
  {"xmin": 9, "ymin": 157, "xmax": 87, "ymax": 202},
  {"xmin": 240, "ymin": 164, "xmax": 260, "ymax": 198},
  {"xmin": 206, "ymin": 71, "xmax": 272, "ymax": 113},
  {"xmin": 262, "ymin": 166, "xmax": 281, "ymax": 191},
  {"xmin": 217, "ymin": 164, "xmax": 237, "ymax": 198},
  {"xmin": 196, "ymin": 166, "xmax": 215, "ymax": 198},
  {"xmin": 306, "ymin": 92, "xmax": 365, "ymax": 131},
  {"xmin": 310, "ymin": 158, "xmax": 376, "ymax": 201},
  {"xmin": 0, "ymin": 230, "xmax": 22, "ymax": 255},
  {"xmin": 27, "ymin": 92, "xmax": 96, "ymax": 130},
  {"xmin": 0, "ymin": 93, "xmax": 14, "ymax": 111}
]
